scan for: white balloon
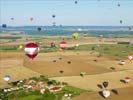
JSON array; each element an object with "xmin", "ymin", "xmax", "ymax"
[
  {"xmin": 102, "ymin": 90, "xmax": 110, "ymax": 98},
  {"xmin": 3, "ymin": 75, "xmax": 10, "ymax": 82},
  {"xmin": 119, "ymin": 61, "xmax": 125, "ymax": 65},
  {"xmin": 78, "ymin": 28, "xmax": 82, "ymax": 31},
  {"xmin": 4, "ymin": 89, "xmax": 8, "ymax": 92},
  {"xmin": 64, "ymin": 94, "xmax": 68, "ymax": 97},
  {"xmin": 75, "ymin": 44, "xmax": 79, "ymax": 47},
  {"xmin": 128, "ymin": 56, "xmax": 133, "ymax": 60}
]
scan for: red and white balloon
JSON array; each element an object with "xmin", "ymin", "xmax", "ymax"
[
  {"xmin": 59, "ymin": 41, "xmax": 67, "ymax": 50},
  {"xmin": 128, "ymin": 55, "xmax": 133, "ymax": 61},
  {"xmin": 124, "ymin": 77, "xmax": 131, "ymax": 83},
  {"xmin": 24, "ymin": 43, "xmax": 40, "ymax": 60}
]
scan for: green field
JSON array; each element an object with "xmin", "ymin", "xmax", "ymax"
[
  {"xmin": 76, "ymin": 44, "xmax": 133, "ymax": 58},
  {"xmin": 0, "ymin": 75, "xmax": 86, "ymax": 100},
  {"xmin": 0, "ymin": 44, "xmax": 133, "ymax": 58},
  {"xmin": 0, "ymin": 85, "xmax": 85, "ymax": 100}
]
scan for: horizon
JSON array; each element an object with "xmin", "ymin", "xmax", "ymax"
[{"xmin": 1, "ymin": 25, "xmax": 133, "ymax": 27}]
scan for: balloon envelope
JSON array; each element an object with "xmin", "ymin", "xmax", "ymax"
[
  {"xmin": 75, "ymin": 44, "xmax": 79, "ymax": 47},
  {"xmin": 24, "ymin": 43, "xmax": 39, "ymax": 59},
  {"xmin": 51, "ymin": 42, "xmax": 56, "ymax": 47},
  {"xmin": 72, "ymin": 32, "xmax": 79, "ymax": 39},
  {"xmin": 11, "ymin": 18, "xmax": 14, "ymax": 20},
  {"xmin": 120, "ymin": 20, "xmax": 123, "ymax": 24},
  {"xmin": 78, "ymin": 28, "xmax": 82, "ymax": 31},
  {"xmin": 18, "ymin": 45, "xmax": 23, "ymax": 49},
  {"xmin": 102, "ymin": 90, "xmax": 110, "ymax": 98},
  {"xmin": 75, "ymin": 1, "xmax": 78, "ymax": 4},
  {"xmin": 2, "ymin": 24, "xmax": 7, "ymax": 28},
  {"xmin": 59, "ymin": 41, "xmax": 67, "ymax": 49},
  {"xmin": 128, "ymin": 56, "xmax": 133, "ymax": 60},
  {"xmin": 124, "ymin": 77, "xmax": 131, "ymax": 83},
  {"xmin": 129, "ymin": 27, "xmax": 132, "ymax": 30},
  {"xmin": 52, "ymin": 15, "xmax": 56, "ymax": 18},
  {"xmin": 37, "ymin": 27, "xmax": 41, "ymax": 31},
  {"xmin": 118, "ymin": 3, "xmax": 120, "ymax": 7},
  {"xmin": 83, "ymin": 32, "xmax": 88, "ymax": 37},
  {"xmin": 30, "ymin": 17, "xmax": 33, "ymax": 21},
  {"xmin": 3, "ymin": 75, "xmax": 11, "ymax": 82}
]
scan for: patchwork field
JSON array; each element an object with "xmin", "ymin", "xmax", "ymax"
[{"xmin": 0, "ymin": 36, "xmax": 133, "ymax": 100}]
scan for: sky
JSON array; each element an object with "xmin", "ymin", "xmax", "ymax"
[{"xmin": 0, "ymin": 0, "xmax": 133, "ymax": 26}]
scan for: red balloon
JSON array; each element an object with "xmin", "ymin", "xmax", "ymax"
[
  {"xmin": 59, "ymin": 41, "xmax": 67, "ymax": 50},
  {"xmin": 24, "ymin": 43, "xmax": 39, "ymax": 60}
]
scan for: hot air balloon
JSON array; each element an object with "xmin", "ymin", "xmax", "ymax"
[
  {"xmin": 118, "ymin": 3, "xmax": 120, "ymax": 7},
  {"xmin": 52, "ymin": 14, "xmax": 56, "ymax": 18},
  {"xmin": 80, "ymin": 72, "xmax": 86, "ymax": 77},
  {"xmin": 75, "ymin": 1, "xmax": 78, "ymax": 4},
  {"xmin": 75, "ymin": 43, "xmax": 79, "ymax": 47},
  {"xmin": 24, "ymin": 42, "xmax": 40, "ymax": 60},
  {"xmin": 37, "ymin": 27, "xmax": 41, "ymax": 32},
  {"xmin": 11, "ymin": 18, "xmax": 14, "ymax": 20},
  {"xmin": 3, "ymin": 75, "xmax": 11, "ymax": 82},
  {"xmin": 30, "ymin": 17, "xmax": 34, "ymax": 21},
  {"xmin": 2, "ymin": 24, "xmax": 7, "ymax": 28},
  {"xmin": 102, "ymin": 90, "xmax": 111, "ymax": 98},
  {"xmin": 83, "ymin": 32, "xmax": 87, "ymax": 37},
  {"xmin": 59, "ymin": 40, "xmax": 67, "ymax": 50},
  {"xmin": 51, "ymin": 42, "xmax": 56, "ymax": 47},
  {"xmin": 124, "ymin": 77, "xmax": 131, "ymax": 83},
  {"xmin": 77, "ymin": 28, "xmax": 82, "ymax": 31},
  {"xmin": 72, "ymin": 32, "xmax": 79, "ymax": 39},
  {"xmin": 129, "ymin": 27, "xmax": 132, "ymax": 30},
  {"xmin": 18, "ymin": 45, "xmax": 23, "ymax": 50},
  {"xmin": 120, "ymin": 20, "xmax": 123, "ymax": 24},
  {"xmin": 128, "ymin": 55, "xmax": 133, "ymax": 62}
]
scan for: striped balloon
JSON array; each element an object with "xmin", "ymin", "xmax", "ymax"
[
  {"xmin": 128, "ymin": 55, "xmax": 133, "ymax": 60},
  {"xmin": 59, "ymin": 41, "xmax": 67, "ymax": 50},
  {"xmin": 24, "ymin": 43, "xmax": 39, "ymax": 60}
]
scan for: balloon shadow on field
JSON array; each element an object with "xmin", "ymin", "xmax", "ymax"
[
  {"xmin": 98, "ymin": 91, "xmax": 106, "ymax": 99},
  {"xmin": 97, "ymin": 84, "xmax": 103, "ymax": 89},
  {"xmin": 120, "ymin": 79, "xmax": 126, "ymax": 84},
  {"xmin": 111, "ymin": 89, "xmax": 118, "ymax": 95}
]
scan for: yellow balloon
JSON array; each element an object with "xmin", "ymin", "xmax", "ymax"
[
  {"xmin": 18, "ymin": 45, "xmax": 23, "ymax": 49},
  {"xmin": 72, "ymin": 32, "xmax": 79, "ymax": 39}
]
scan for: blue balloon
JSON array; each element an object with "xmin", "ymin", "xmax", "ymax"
[{"xmin": 2, "ymin": 24, "xmax": 7, "ymax": 28}]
